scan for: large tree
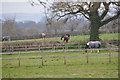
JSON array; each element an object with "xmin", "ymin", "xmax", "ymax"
[{"xmin": 30, "ymin": 0, "xmax": 120, "ymax": 41}]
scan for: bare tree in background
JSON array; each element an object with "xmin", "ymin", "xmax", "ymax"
[
  {"xmin": 46, "ymin": 18, "xmax": 64, "ymax": 34},
  {"xmin": 0, "ymin": 19, "xmax": 2, "ymax": 41},
  {"xmin": 79, "ymin": 22, "xmax": 90, "ymax": 35},
  {"xmin": 2, "ymin": 17, "xmax": 16, "ymax": 37},
  {"xmin": 100, "ymin": 18, "xmax": 119, "ymax": 33},
  {"xmin": 65, "ymin": 16, "xmax": 79, "ymax": 32}
]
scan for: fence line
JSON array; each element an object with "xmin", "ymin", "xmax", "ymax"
[
  {"xmin": 1, "ymin": 53, "xmax": 118, "ymax": 61},
  {"xmin": 2, "ymin": 42, "xmax": 83, "ymax": 53},
  {"xmin": 1, "ymin": 47, "xmax": 118, "ymax": 54},
  {"xmin": 2, "ymin": 46, "xmax": 118, "ymax": 66},
  {"xmin": 2, "ymin": 52, "xmax": 118, "ymax": 66},
  {"xmin": 3, "ymin": 42, "xmax": 117, "ymax": 53}
]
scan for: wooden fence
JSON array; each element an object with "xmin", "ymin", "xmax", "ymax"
[
  {"xmin": 2, "ymin": 48, "xmax": 118, "ymax": 67},
  {"xmin": 2, "ymin": 42, "xmax": 83, "ymax": 53}
]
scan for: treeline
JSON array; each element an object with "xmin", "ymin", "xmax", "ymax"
[{"xmin": 1, "ymin": 17, "xmax": 119, "ymax": 40}]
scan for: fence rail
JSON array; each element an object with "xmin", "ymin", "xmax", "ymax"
[
  {"xmin": 1, "ymin": 42, "xmax": 84, "ymax": 53},
  {"xmin": 1, "ymin": 40, "xmax": 118, "ymax": 54},
  {"xmin": 1, "ymin": 53, "xmax": 118, "ymax": 61},
  {"xmin": 2, "ymin": 48, "xmax": 118, "ymax": 67}
]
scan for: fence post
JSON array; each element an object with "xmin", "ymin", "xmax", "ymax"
[
  {"xmin": 25, "ymin": 45, "xmax": 27, "ymax": 51},
  {"xmin": 64, "ymin": 48, "xmax": 66, "ymax": 65},
  {"xmin": 11, "ymin": 46, "xmax": 14, "ymax": 52},
  {"xmin": 64, "ymin": 43, "xmax": 66, "ymax": 65},
  {"xmin": 78, "ymin": 42, "xmax": 80, "ymax": 49},
  {"xmin": 18, "ymin": 52, "xmax": 21, "ymax": 66},
  {"xmin": 66, "ymin": 43, "xmax": 68, "ymax": 50},
  {"xmin": 64, "ymin": 56, "xmax": 66, "ymax": 65},
  {"xmin": 54, "ymin": 45, "xmax": 56, "ymax": 52},
  {"xmin": 109, "ymin": 49, "xmax": 111, "ymax": 63},
  {"xmin": 62, "ymin": 43, "xmax": 65, "ymax": 52},
  {"xmin": 39, "ymin": 45, "xmax": 41, "ymax": 51},
  {"xmin": 8, "ymin": 46, "xmax": 11, "ymax": 52},
  {"xmin": 41, "ymin": 57, "xmax": 44, "ymax": 66},
  {"xmin": 107, "ymin": 43, "xmax": 112, "ymax": 64},
  {"xmin": 86, "ymin": 50, "xmax": 89, "ymax": 64},
  {"xmin": 52, "ymin": 44, "xmax": 55, "ymax": 51}
]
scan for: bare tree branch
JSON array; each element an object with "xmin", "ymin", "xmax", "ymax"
[
  {"xmin": 81, "ymin": 12, "xmax": 90, "ymax": 20},
  {"xmin": 101, "ymin": 12, "xmax": 120, "ymax": 26},
  {"xmin": 100, "ymin": 2, "xmax": 111, "ymax": 20},
  {"xmin": 56, "ymin": 13, "xmax": 70, "ymax": 21}
]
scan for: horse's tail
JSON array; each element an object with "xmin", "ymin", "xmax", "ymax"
[{"xmin": 61, "ymin": 36, "xmax": 64, "ymax": 40}]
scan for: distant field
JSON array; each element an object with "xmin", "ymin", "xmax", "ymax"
[
  {"xmin": 2, "ymin": 50, "xmax": 118, "ymax": 78},
  {"xmin": 2, "ymin": 33, "xmax": 119, "ymax": 43}
]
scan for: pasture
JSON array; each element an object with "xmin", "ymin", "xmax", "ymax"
[
  {"xmin": 2, "ymin": 50, "xmax": 118, "ymax": 78},
  {"xmin": 2, "ymin": 33, "xmax": 119, "ymax": 43},
  {"xmin": 1, "ymin": 33, "xmax": 119, "ymax": 53},
  {"xmin": 1, "ymin": 33, "xmax": 119, "ymax": 78}
]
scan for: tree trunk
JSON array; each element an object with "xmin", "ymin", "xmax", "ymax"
[{"xmin": 90, "ymin": 22, "xmax": 100, "ymax": 41}]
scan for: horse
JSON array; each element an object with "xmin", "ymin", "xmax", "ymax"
[
  {"xmin": 2, "ymin": 36, "xmax": 11, "ymax": 41},
  {"xmin": 41, "ymin": 33, "xmax": 46, "ymax": 38},
  {"xmin": 61, "ymin": 34, "xmax": 70, "ymax": 43},
  {"xmin": 85, "ymin": 41, "xmax": 101, "ymax": 53}
]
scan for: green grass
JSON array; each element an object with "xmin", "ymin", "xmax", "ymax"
[
  {"xmin": 2, "ymin": 50, "xmax": 118, "ymax": 78},
  {"xmin": 2, "ymin": 63, "xmax": 118, "ymax": 78},
  {"xmin": 2, "ymin": 33, "xmax": 119, "ymax": 43},
  {"xmin": 1, "ymin": 33, "xmax": 119, "ymax": 78},
  {"xmin": 99, "ymin": 33, "xmax": 119, "ymax": 40}
]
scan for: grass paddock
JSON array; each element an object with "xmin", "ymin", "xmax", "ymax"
[
  {"xmin": 2, "ymin": 50, "xmax": 118, "ymax": 78},
  {"xmin": 1, "ymin": 33, "xmax": 119, "ymax": 78}
]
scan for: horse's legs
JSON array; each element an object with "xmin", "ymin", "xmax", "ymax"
[
  {"xmin": 90, "ymin": 50, "xmax": 93, "ymax": 53},
  {"xmin": 97, "ymin": 49, "xmax": 100, "ymax": 53},
  {"xmin": 63, "ymin": 39, "xmax": 65, "ymax": 42},
  {"xmin": 63, "ymin": 38, "xmax": 67, "ymax": 43},
  {"xmin": 66, "ymin": 39, "xmax": 69, "ymax": 43},
  {"xmin": 66, "ymin": 40, "xmax": 68, "ymax": 43}
]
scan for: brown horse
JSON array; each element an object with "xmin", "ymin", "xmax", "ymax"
[{"xmin": 61, "ymin": 34, "xmax": 70, "ymax": 43}]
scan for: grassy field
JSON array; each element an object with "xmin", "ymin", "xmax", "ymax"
[
  {"xmin": 2, "ymin": 50, "xmax": 118, "ymax": 78},
  {"xmin": 1, "ymin": 33, "xmax": 119, "ymax": 78},
  {"xmin": 2, "ymin": 33, "xmax": 119, "ymax": 43}
]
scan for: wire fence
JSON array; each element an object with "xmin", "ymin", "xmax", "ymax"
[
  {"xmin": 1, "ymin": 40, "xmax": 119, "ymax": 67},
  {"xmin": 2, "ymin": 47, "xmax": 118, "ymax": 67}
]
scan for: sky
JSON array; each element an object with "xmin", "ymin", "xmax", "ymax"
[
  {"xmin": 0, "ymin": 0, "xmax": 118, "ymax": 22},
  {"xmin": 0, "ymin": 0, "xmax": 45, "ymax": 22},
  {"xmin": 1, "ymin": 0, "xmax": 44, "ymax": 14}
]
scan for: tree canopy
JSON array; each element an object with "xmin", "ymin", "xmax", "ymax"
[{"xmin": 30, "ymin": 0, "xmax": 120, "ymax": 41}]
